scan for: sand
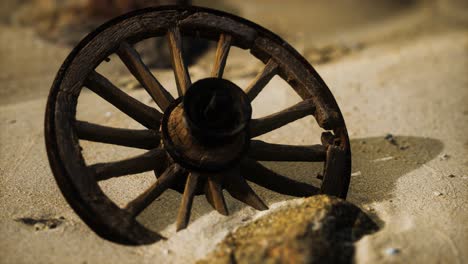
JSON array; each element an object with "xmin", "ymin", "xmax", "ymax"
[{"xmin": 1, "ymin": 0, "xmax": 467, "ymax": 263}]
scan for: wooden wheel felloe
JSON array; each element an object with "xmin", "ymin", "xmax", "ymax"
[{"xmin": 45, "ymin": 6, "xmax": 351, "ymax": 245}]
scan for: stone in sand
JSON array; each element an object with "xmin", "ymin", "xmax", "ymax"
[{"xmin": 198, "ymin": 195, "xmax": 378, "ymax": 264}]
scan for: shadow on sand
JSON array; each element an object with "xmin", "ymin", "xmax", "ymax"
[{"xmin": 138, "ymin": 135, "xmax": 443, "ymax": 232}]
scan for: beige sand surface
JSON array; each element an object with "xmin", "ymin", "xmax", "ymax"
[{"xmin": 1, "ymin": 1, "xmax": 467, "ymax": 263}]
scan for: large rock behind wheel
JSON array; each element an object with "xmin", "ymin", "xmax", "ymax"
[{"xmin": 198, "ymin": 195, "xmax": 378, "ymax": 264}]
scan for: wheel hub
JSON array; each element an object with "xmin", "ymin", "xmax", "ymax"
[{"xmin": 161, "ymin": 78, "xmax": 252, "ymax": 172}]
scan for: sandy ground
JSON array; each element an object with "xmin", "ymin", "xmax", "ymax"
[{"xmin": 1, "ymin": 0, "xmax": 467, "ymax": 263}]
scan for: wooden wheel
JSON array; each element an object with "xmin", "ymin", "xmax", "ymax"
[{"xmin": 45, "ymin": 6, "xmax": 351, "ymax": 245}]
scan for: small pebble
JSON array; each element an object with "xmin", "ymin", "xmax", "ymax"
[
  {"xmin": 399, "ymin": 145, "xmax": 409, "ymax": 150},
  {"xmin": 433, "ymin": 191, "xmax": 443, "ymax": 197},
  {"xmin": 448, "ymin": 174, "xmax": 456, "ymax": 178},
  {"xmin": 8, "ymin": 119, "xmax": 16, "ymax": 124},
  {"xmin": 241, "ymin": 216, "xmax": 252, "ymax": 222},
  {"xmin": 34, "ymin": 223, "xmax": 46, "ymax": 231},
  {"xmin": 385, "ymin": 134, "xmax": 398, "ymax": 145},
  {"xmin": 373, "ymin": 156, "xmax": 394, "ymax": 162},
  {"xmin": 439, "ymin": 154, "xmax": 450, "ymax": 160},
  {"xmin": 104, "ymin": 111, "xmax": 112, "ymax": 118},
  {"xmin": 351, "ymin": 171, "xmax": 362, "ymax": 177},
  {"xmin": 385, "ymin": 248, "xmax": 400, "ymax": 256}
]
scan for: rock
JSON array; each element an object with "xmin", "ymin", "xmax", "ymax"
[
  {"xmin": 15, "ymin": 216, "xmax": 65, "ymax": 231},
  {"xmin": 384, "ymin": 247, "xmax": 400, "ymax": 256},
  {"xmin": 384, "ymin": 133, "xmax": 398, "ymax": 146},
  {"xmin": 198, "ymin": 195, "xmax": 378, "ymax": 264},
  {"xmin": 399, "ymin": 145, "xmax": 410, "ymax": 150},
  {"xmin": 439, "ymin": 153, "xmax": 450, "ymax": 160},
  {"xmin": 372, "ymin": 156, "xmax": 394, "ymax": 162},
  {"xmin": 135, "ymin": 36, "xmax": 211, "ymax": 68}
]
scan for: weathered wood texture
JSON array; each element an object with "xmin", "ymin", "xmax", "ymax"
[
  {"xmin": 84, "ymin": 71, "xmax": 162, "ymax": 129},
  {"xmin": 167, "ymin": 27, "xmax": 192, "ymax": 95},
  {"xmin": 250, "ymin": 99, "xmax": 316, "ymax": 137},
  {"xmin": 178, "ymin": 12, "xmax": 257, "ymax": 48},
  {"xmin": 320, "ymin": 146, "xmax": 349, "ymax": 198},
  {"xmin": 90, "ymin": 148, "xmax": 167, "ymax": 181},
  {"xmin": 224, "ymin": 167, "xmax": 268, "ymax": 211},
  {"xmin": 46, "ymin": 7, "xmax": 350, "ymax": 245},
  {"xmin": 245, "ymin": 59, "xmax": 278, "ymax": 101},
  {"xmin": 211, "ymin": 34, "xmax": 232, "ymax": 78},
  {"xmin": 165, "ymin": 104, "xmax": 247, "ymax": 170},
  {"xmin": 321, "ymin": 131, "xmax": 336, "ymax": 147},
  {"xmin": 76, "ymin": 121, "xmax": 160, "ymax": 149},
  {"xmin": 251, "ymin": 37, "xmax": 341, "ymax": 130},
  {"xmin": 126, "ymin": 164, "xmax": 186, "ymax": 217},
  {"xmin": 117, "ymin": 41, "xmax": 174, "ymax": 111},
  {"xmin": 205, "ymin": 175, "xmax": 228, "ymax": 215},
  {"xmin": 176, "ymin": 172, "xmax": 200, "ymax": 231}
]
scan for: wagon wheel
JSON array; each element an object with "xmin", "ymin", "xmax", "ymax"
[{"xmin": 45, "ymin": 6, "xmax": 351, "ymax": 245}]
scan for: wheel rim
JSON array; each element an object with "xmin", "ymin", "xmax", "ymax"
[{"xmin": 45, "ymin": 6, "xmax": 351, "ymax": 245}]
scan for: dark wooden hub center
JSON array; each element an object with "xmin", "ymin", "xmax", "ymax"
[{"xmin": 161, "ymin": 78, "xmax": 252, "ymax": 172}]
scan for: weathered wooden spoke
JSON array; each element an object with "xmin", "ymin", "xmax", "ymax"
[
  {"xmin": 75, "ymin": 121, "xmax": 160, "ymax": 150},
  {"xmin": 211, "ymin": 34, "xmax": 232, "ymax": 78},
  {"xmin": 84, "ymin": 71, "xmax": 162, "ymax": 129},
  {"xmin": 90, "ymin": 148, "xmax": 166, "ymax": 181},
  {"xmin": 224, "ymin": 167, "xmax": 268, "ymax": 211},
  {"xmin": 249, "ymin": 140, "xmax": 326, "ymax": 162},
  {"xmin": 320, "ymin": 146, "xmax": 349, "ymax": 197},
  {"xmin": 205, "ymin": 175, "xmax": 228, "ymax": 215},
  {"xmin": 176, "ymin": 172, "xmax": 200, "ymax": 231},
  {"xmin": 167, "ymin": 27, "xmax": 192, "ymax": 95},
  {"xmin": 250, "ymin": 99, "xmax": 316, "ymax": 138},
  {"xmin": 125, "ymin": 164, "xmax": 186, "ymax": 217},
  {"xmin": 240, "ymin": 159, "xmax": 319, "ymax": 197},
  {"xmin": 245, "ymin": 59, "xmax": 278, "ymax": 101},
  {"xmin": 117, "ymin": 42, "xmax": 174, "ymax": 111}
]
